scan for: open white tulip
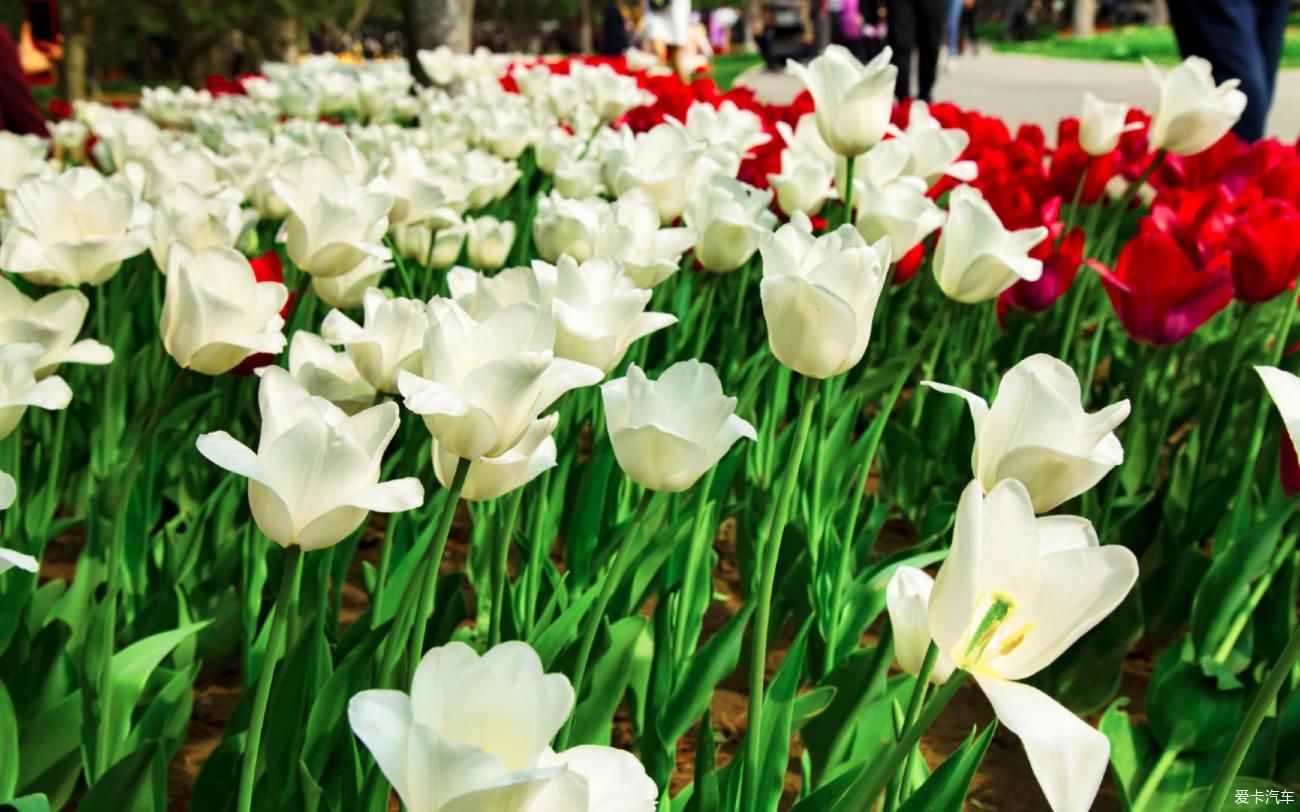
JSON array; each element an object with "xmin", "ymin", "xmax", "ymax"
[
  {"xmin": 281, "ymin": 331, "xmax": 377, "ymax": 415},
  {"xmin": 758, "ymin": 212, "xmax": 890, "ymax": 379},
  {"xmin": 160, "ymin": 244, "xmax": 288, "ymax": 376},
  {"xmin": 0, "ymin": 168, "xmax": 152, "ymax": 287},
  {"xmin": 786, "ymin": 46, "xmax": 897, "ymax": 157},
  {"xmin": 196, "ymin": 367, "xmax": 422, "ymax": 551},
  {"xmin": 933, "ymin": 185, "xmax": 1048, "ymax": 304},
  {"xmin": 434, "ymin": 414, "xmax": 559, "ymax": 502},
  {"xmin": 683, "ymin": 178, "xmax": 777, "ymax": 273},
  {"xmin": 0, "ymin": 277, "xmax": 114, "ymax": 378},
  {"xmin": 466, "ymin": 216, "xmax": 517, "ymax": 272},
  {"xmin": 894, "ymin": 102, "xmax": 978, "ymax": 184},
  {"xmin": 572, "ymin": 62, "xmax": 648, "ymax": 122},
  {"xmin": 1145, "ymin": 56, "xmax": 1247, "ymax": 156},
  {"xmin": 0, "ymin": 344, "xmax": 72, "ymax": 440},
  {"xmin": 449, "ymin": 264, "xmax": 554, "ymax": 320},
  {"xmin": 399, "ymin": 299, "xmax": 603, "ymax": 461},
  {"xmin": 1257, "ymin": 366, "xmax": 1300, "ymax": 461},
  {"xmin": 544, "ymin": 255, "xmax": 677, "ymax": 373},
  {"xmin": 854, "ymin": 176, "xmax": 945, "ymax": 263},
  {"xmin": 886, "ymin": 479, "xmax": 1138, "ymax": 812},
  {"xmin": 348, "ymin": 641, "xmax": 573, "ymax": 812},
  {"xmin": 602, "ymin": 360, "xmax": 756, "ymax": 493},
  {"xmin": 320, "ymin": 287, "xmax": 426, "ymax": 394},
  {"xmin": 0, "ymin": 132, "xmax": 50, "ymax": 201},
  {"xmin": 272, "ymin": 154, "xmax": 393, "ymax": 279},
  {"xmin": 384, "ymin": 144, "xmax": 457, "ymax": 227},
  {"xmin": 531, "ymin": 746, "xmax": 659, "ymax": 812},
  {"xmin": 593, "ymin": 190, "xmax": 696, "ymax": 289},
  {"xmin": 1078, "ymin": 93, "xmax": 1135, "ymax": 156},
  {"xmin": 610, "ymin": 123, "xmax": 703, "ymax": 222},
  {"xmin": 924, "ymin": 354, "xmax": 1130, "ymax": 513},
  {"xmin": 0, "ymin": 471, "xmax": 37, "ymax": 575},
  {"xmin": 150, "ymin": 184, "xmax": 249, "ymax": 272}
]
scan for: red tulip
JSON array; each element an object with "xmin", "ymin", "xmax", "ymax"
[
  {"xmin": 231, "ymin": 252, "xmax": 295, "ymax": 376},
  {"xmin": 1089, "ymin": 232, "xmax": 1233, "ymax": 345},
  {"xmin": 1228, "ymin": 200, "xmax": 1300, "ymax": 302},
  {"xmin": 1282, "ymin": 428, "xmax": 1300, "ymax": 497},
  {"xmin": 1002, "ymin": 227, "xmax": 1085, "ymax": 312}
]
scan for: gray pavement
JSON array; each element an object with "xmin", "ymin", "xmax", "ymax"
[{"xmin": 737, "ymin": 52, "xmax": 1300, "ymax": 142}]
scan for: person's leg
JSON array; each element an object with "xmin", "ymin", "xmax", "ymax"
[
  {"xmin": 915, "ymin": 0, "xmax": 945, "ymax": 100},
  {"xmin": 1167, "ymin": 0, "xmax": 1268, "ymax": 141},
  {"xmin": 887, "ymin": 0, "xmax": 916, "ymax": 99},
  {"xmin": 945, "ymin": 0, "xmax": 963, "ymax": 54},
  {"xmin": 1255, "ymin": 0, "xmax": 1288, "ymax": 108},
  {"xmin": 962, "ymin": 3, "xmax": 978, "ymax": 51}
]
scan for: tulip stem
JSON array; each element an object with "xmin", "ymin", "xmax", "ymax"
[
  {"xmin": 840, "ymin": 155, "xmax": 856, "ymax": 229},
  {"xmin": 884, "ymin": 644, "xmax": 938, "ymax": 812},
  {"xmin": 524, "ymin": 468, "xmax": 554, "ymax": 637},
  {"xmin": 556, "ymin": 488, "xmax": 655, "ymax": 750},
  {"xmin": 237, "ymin": 545, "xmax": 304, "ymax": 812},
  {"xmin": 489, "ymin": 485, "xmax": 525, "ymax": 647},
  {"xmin": 1201, "ymin": 615, "xmax": 1300, "ymax": 812},
  {"xmin": 742, "ymin": 376, "xmax": 821, "ymax": 811},
  {"xmin": 406, "ymin": 457, "xmax": 469, "ymax": 676},
  {"xmin": 1131, "ymin": 742, "xmax": 1180, "ymax": 812},
  {"xmin": 1214, "ymin": 531, "xmax": 1298, "ymax": 664},
  {"xmin": 1099, "ymin": 149, "xmax": 1166, "ymax": 259},
  {"xmin": 673, "ymin": 467, "xmax": 718, "ymax": 665}
]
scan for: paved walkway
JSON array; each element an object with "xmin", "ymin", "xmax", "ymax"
[{"xmin": 738, "ymin": 53, "xmax": 1300, "ymax": 142}]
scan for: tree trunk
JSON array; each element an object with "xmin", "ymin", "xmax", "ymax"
[
  {"xmin": 405, "ymin": 0, "xmax": 475, "ymax": 84},
  {"xmin": 579, "ymin": 0, "xmax": 594, "ymax": 54},
  {"xmin": 63, "ymin": 10, "xmax": 91, "ymax": 101},
  {"xmin": 1072, "ymin": 0, "xmax": 1095, "ymax": 37},
  {"xmin": 743, "ymin": 0, "xmax": 762, "ymax": 51},
  {"xmin": 1147, "ymin": 0, "xmax": 1168, "ymax": 26}
]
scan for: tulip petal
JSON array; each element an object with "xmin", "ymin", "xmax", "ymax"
[
  {"xmin": 0, "ymin": 547, "xmax": 39, "ymax": 575},
  {"xmin": 1258, "ymin": 366, "xmax": 1300, "ymax": 461},
  {"xmin": 195, "ymin": 432, "xmax": 271, "ymax": 485},
  {"xmin": 13, "ymin": 375, "xmax": 72, "ymax": 411},
  {"xmin": 347, "ymin": 478, "xmax": 425, "ymax": 512},
  {"xmin": 0, "ymin": 471, "xmax": 14, "ymax": 510},
  {"xmin": 348, "ymin": 689, "xmax": 414, "ymax": 809},
  {"xmin": 886, "ymin": 566, "xmax": 955, "ymax": 683},
  {"xmin": 975, "ymin": 675, "xmax": 1110, "ymax": 812}
]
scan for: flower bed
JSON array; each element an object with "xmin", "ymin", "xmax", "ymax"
[{"xmin": 0, "ymin": 44, "xmax": 1298, "ymax": 812}]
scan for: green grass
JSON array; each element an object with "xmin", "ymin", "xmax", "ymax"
[
  {"xmin": 994, "ymin": 23, "xmax": 1300, "ymax": 68},
  {"xmin": 709, "ymin": 52, "xmax": 764, "ymax": 90}
]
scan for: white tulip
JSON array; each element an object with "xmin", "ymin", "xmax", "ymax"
[
  {"xmin": 384, "ymin": 145, "xmax": 461, "ymax": 227},
  {"xmin": 50, "ymin": 120, "xmax": 89, "ymax": 162},
  {"xmin": 399, "ymin": 299, "xmax": 603, "ymax": 461},
  {"xmin": 1078, "ymin": 93, "xmax": 1135, "ymax": 156},
  {"xmin": 533, "ymin": 192, "xmax": 607, "ymax": 264},
  {"xmin": 572, "ymin": 62, "xmax": 647, "ymax": 122},
  {"xmin": 1145, "ymin": 56, "xmax": 1247, "ymax": 156},
  {"xmin": 139, "ymin": 144, "xmax": 229, "ymax": 202},
  {"xmin": 894, "ymin": 102, "xmax": 978, "ymax": 184},
  {"xmin": 320, "ymin": 288, "xmax": 426, "ymax": 394},
  {"xmin": 392, "ymin": 220, "xmax": 468, "ymax": 270},
  {"xmin": 886, "ymin": 479, "xmax": 1137, "ymax": 812},
  {"xmin": 553, "ymin": 155, "xmax": 605, "ymax": 200},
  {"xmin": 594, "ymin": 190, "xmax": 696, "ymax": 289},
  {"xmin": 854, "ymin": 176, "xmax": 945, "ymax": 262},
  {"xmin": 925, "ymin": 354, "xmax": 1131, "ymax": 512},
  {"xmin": 310, "ymin": 255, "xmax": 391, "ymax": 309},
  {"xmin": 786, "ymin": 45, "xmax": 898, "ymax": 157},
  {"xmin": 0, "ymin": 168, "xmax": 152, "ymax": 287},
  {"xmin": 197, "ymin": 368, "xmax": 421, "ymax": 550},
  {"xmin": 272, "ymin": 154, "xmax": 393, "ymax": 279},
  {"xmin": 0, "ymin": 343, "xmax": 72, "ymax": 440},
  {"xmin": 610, "ymin": 123, "xmax": 703, "ymax": 222},
  {"xmin": 281, "ymin": 331, "xmax": 377, "ymax": 415},
  {"xmin": 417, "ymin": 46, "xmax": 460, "ymax": 86},
  {"xmin": 602, "ymin": 360, "xmax": 756, "ymax": 493},
  {"xmin": 542, "ymin": 255, "xmax": 677, "ymax": 373},
  {"xmin": 0, "ymin": 132, "xmax": 51, "ymax": 200},
  {"xmin": 0, "ymin": 469, "xmax": 37, "ymax": 573},
  {"xmin": 83, "ymin": 104, "xmax": 162, "ymax": 173},
  {"xmin": 434, "ymin": 414, "xmax": 559, "ymax": 502},
  {"xmin": 1256, "ymin": 366, "xmax": 1300, "ymax": 463},
  {"xmin": 160, "ymin": 244, "xmax": 288, "ymax": 376},
  {"xmin": 933, "ymin": 185, "xmax": 1048, "ymax": 304},
  {"xmin": 150, "ymin": 184, "xmax": 249, "ymax": 271},
  {"xmin": 768, "ymin": 151, "xmax": 835, "ymax": 217},
  {"xmin": 683, "ymin": 178, "xmax": 777, "ymax": 273},
  {"xmin": 466, "ymin": 216, "xmax": 517, "ymax": 272},
  {"xmin": 684, "ymin": 100, "xmax": 771, "ymax": 157},
  {"xmin": 531, "ymin": 746, "xmax": 659, "ymax": 812},
  {"xmin": 448, "ymin": 264, "xmax": 554, "ymax": 320},
  {"xmin": 758, "ymin": 212, "xmax": 890, "ymax": 379},
  {"xmin": 0, "ymin": 277, "xmax": 114, "ymax": 377}
]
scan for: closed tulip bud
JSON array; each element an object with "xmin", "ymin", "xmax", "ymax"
[
  {"xmin": 0, "ymin": 168, "xmax": 152, "ymax": 287},
  {"xmin": 683, "ymin": 178, "xmax": 778, "ymax": 273},
  {"xmin": 0, "ymin": 277, "xmax": 114, "ymax": 378},
  {"xmin": 786, "ymin": 46, "xmax": 898, "ymax": 157},
  {"xmin": 533, "ymin": 192, "xmax": 607, "ymax": 264},
  {"xmin": 434, "ymin": 414, "xmax": 558, "ymax": 501},
  {"xmin": 933, "ymin": 186, "xmax": 1049, "ymax": 303},
  {"xmin": 767, "ymin": 152, "xmax": 836, "ymax": 217},
  {"xmin": 465, "ymin": 216, "xmax": 516, "ymax": 272},
  {"xmin": 854, "ymin": 176, "xmax": 945, "ymax": 264},
  {"xmin": 1146, "ymin": 56, "xmax": 1247, "ymax": 156},
  {"xmin": 925, "ymin": 354, "xmax": 1131, "ymax": 512},
  {"xmin": 197, "ymin": 367, "xmax": 422, "ymax": 550},
  {"xmin": 1078, "ymin": 93, "xmax": 1135, "ymax": 156},
  {"xmin": 272, "ymin": 154, "xmax": 393, "ymax": 279},
  {"xmin": 759, "ymin": 212, "xmax": 891, "ymax": 379},
  {"xmin": 150, "ymin": 184, "xmax": 250, "ymax": 272},
  {"xmin": 886, "ymin": 479, "xmax": 1136, "ymax": 812},
  {"xmin": 159, "ymin": 245, "xmax": 288, "ymax": 376},
  {"xmin": 399, "ymin": 299, "xmax": 603, "ymax": 460},
  {"xmin": 602, "ymin": 360, "xmax": 756, "ymax": 492},
  {"xmin": 543, "ymin": 255, "xmax": 677, "ymax": 373},
  {"xmin": 0, "ymin": 343, "xmax": 72, "ymax": 440},
  {"xmin": 281, "ymin": 331, "xmax": 377, "ymax": 415},
  {"xmin": 320, "ymin": 287, "xmax": 426, "ymax": 394}
]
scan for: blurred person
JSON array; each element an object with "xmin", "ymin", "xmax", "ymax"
[
  {"xmin": 888, "ymin": 0, "xmax": 945, "ymax": 101},
  {"xmin": 643, "ymin": 0, "xmax": 693, "ymax": 78},
  {"xmin": 683, "ymin": 12, "xmax": 714, "ymax": 73},
  {"xmin": 709, "ymin": 6, "xmax": 740, "ymax": 53},
  {"xmin": 836, "ymin": 0, "xmax": 865, "ymax": 57},
  {"xmin": 601, "ymin": 0, "xmax": 632, "ymax": 55},
  {"xmin": 0, "ymin": 24, "xmax": 49, "ymax": 136},
  {"xmin": 1168, "ymin": 0, "xmax": 1286, "ymax": 141},
  {"xmin": 945, "ymin": 0, "xmax": 977, "ymax": 66}
]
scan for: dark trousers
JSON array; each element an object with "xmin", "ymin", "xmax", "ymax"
[
  {"xmin": 887, "ymin": 0, "xmax": 946, "ymax": 101},
  {"xmin": 1167, "ymin": 0, "xmax": 1288, "ymax": 141}
]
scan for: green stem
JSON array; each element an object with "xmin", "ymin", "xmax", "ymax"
[
  {"xmin": 824, "ymin": 625, "xmax": 893, "ymax": 779},
  {"xmin": 406, "ymin": 458, "xmax": 470, "ymax": 676},
  {"xmin": 1131, "ymin": 742, "xmax": 1180, "ymax": 812},
  {"xmin": 841, "ymin": 155, "xmax": 856, "ymax": 229},
  {"xmin": 1214, "ymin": 533, "xmax": 1299, "ymax": 664},
  {"xmin": 1099, "ymin": 149, "xmax": 1166, "ymax": 259},
  {"xmin": 524, "ymin": 468, "xmax": 554, "ymax": 636},
  {"xmin": 673, "ymin": 468, "xmax": 718, "ymax": 665},
  {"xmin": 1188, "ymin": 304, "xmax": 1256, "ymax": 504},
  {"xmin": 884, "ymin": 645, "xmax": 938, "ymax": 811},
  {"xmin": 1200, "ymin": 616, "xmax": 1300, "ymax": 812},
  {"xmin": 556, "ymin": 489, "xmax": 655, "ymax": 750},
  {"xmin": 237, "ymin": 546, "xmax": 304, "ymax": 812},
  {"xmin": 743, "ymin": 376, "xmax": 821, "ymax": 810},
  {"xmin": 489, "ymin": 486, "xmax": 526, "ymax": 647}
]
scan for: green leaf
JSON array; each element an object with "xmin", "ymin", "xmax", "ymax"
[
  {"xmin": 684, "ymin": 710, "xmax": 719, "ymax": 812},
  {"xmin": 756, "ymin": 620, "xmax": 812, "ymax": 812},
  {"xmin": 76, "ymin": 741, "xmax": 159, "ymax": 812},
  {"xmin": 896, "ymin": 722, "xmax": 996, "ymax": 812},
  {"xmin": 301, "ymin": 624, "xmax": 388, "ymax": 776},
  {"xmin": 792, "ymin": 686, "xmax": 836, "ymax": 732},
  {"xmin": 571, "ymin": 617, "xmax": 647, "ymax": 746},
  {"xmin": 0, "ymin": 795, "xmax": 50, "ymax": 812},
  {"xmin": 1148, "ymin": 639, "xmax": 1243, "ymax": 754},
  {"xmin": 104, "ymin": 621, "xmax": 211, "ymax": 762},
  {"xmin": 0, "ymin": 681, "xmax": 18, "ymax": 799},
  {"xmin": 656, "ymin": 602, "xmax": 755, "ymax": 744},
  {"xmin": 531, "ymin": 575, "xmax": 605, "ymax": 668}
]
